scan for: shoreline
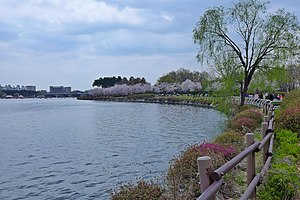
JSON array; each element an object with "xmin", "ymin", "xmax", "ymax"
[{"xmin": 77, "ymin": 95, "xmax": 215, "ymax": 108}]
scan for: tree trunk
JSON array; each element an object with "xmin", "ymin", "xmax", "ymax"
[
  {"xmin": 240, "ymin": 81, "xmax": 245, "ymax": 106},
  {"xmin": 240, "ymin": 76, "xmax": 250, "ymax": 107}
]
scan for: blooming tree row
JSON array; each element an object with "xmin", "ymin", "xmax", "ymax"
[{"xmin": 88, "ymin": 79, "xmax": 202, "ymax": 96}]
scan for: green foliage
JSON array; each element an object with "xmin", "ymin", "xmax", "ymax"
[
  {"xmin": 234, "ymin": 108, "xmax": 263, "ymax": 124},
  {"xmin": 277, "ymin": 105, "xmax": 300, "ymax": 134},
  {"xmin": 227, "ymin": 107, "xmax": 263, "ymax": 132},
  {"xmin": 229, "ymin": 117, "xmax": 257, "ymax": 132},
  {"xmin": 218, "ymin": 75, "xmax": 242, "ymax": 96},
  {"xmin": 210, "ymin": 97, "xmax": 238, "ymax": 116},
  {"xmin": 258, "ymin": 162, "xmax": 299, "ymax": 200},
  {"xmin": 285, "ymin": 64, "xmax": 300, "ymax": 91},
  {"xmin": 258, "ymin": 129, "xmax": 300, "ymax": 199},
  {"xmin": 259, "ymin": 90, "xmax": 300, "ymax": 199},
  {"xmin": 275, "ymin": 130, "xmax": 300, "ymax": 161},
  {"xmin": 248, "ymin": 66, "xmax": 290, "ymax": 93},
  {"xmin": 216, "ymin": 100, "xmax": 232, "ymax": 116},
  {"xmin": 280, "ymin": 89, "xmax": 300, "ymax": 109},
  {"xmin": 156, "ymin": 68, "xmax": 210, "ymax": 86},
  {"xmin": 110, "ymin": 180, "xmax": 164, "ymax": 200},
  {"xmin": 193, "ymin": 0, "xmax": 300, "ymax": 106}
]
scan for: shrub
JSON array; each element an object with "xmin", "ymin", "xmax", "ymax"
[
  {"xmin": 275, "ymin": 129, "xmax": 300, "ymax": 160},
  {"xmin": 276, "ymin": 105, "xmax": 300, "ymax": 134},
  {"xmin": 280, "ymin": 89, "xmax": 300, "ymax": 109},
  {"xmin": 228, "ymin": 117, "xmax": 257, "ymax": 132},
  {"xmin": 166, "ymin": 144, "xmax": 203, "ymax": 199},
  {"xmin": 110, "ymin": 180, "xmax": 164, "ymax": 200},
  {"xmin": 165, "ymin": 143, "xmax": 236, "ymax": 199},
  {"xmin": 258, "ymin": 129, "xmax": 300, "ymax": 199},
  {"xmin": 237, "ymin": 105, "xmax": 255, "ymax": 112},
  {"xmin": 234, "ymin": 109, "xmax": 263, "ymax": 125},
  {"xmin": 216, "ymin": 99, "xmax": 233, "ymax": 116},
  {"xmin": 198, "ymin": 143, "xmax": 236, "ymax": 159},
  {"xmin": 258, "ymin": 161, "xmax": 299, "ymax": 200},
  {"xmin": 213, "ymin": 131, "xmax": 245, "ymax": 152},
  {"xmin": 227, "ymin": 108, "xmax": 263, "ymax": 134}
]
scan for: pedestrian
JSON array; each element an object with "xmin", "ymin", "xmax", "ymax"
[
  {"xmin": 264, "ymin": 92, "xmax": 268, "ymax": 99},
  {"xmin": 269, "ymin": 91, "xmax": 274, "ymax": 101}
]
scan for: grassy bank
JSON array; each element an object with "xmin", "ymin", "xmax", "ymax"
[{"xmin": 78, "ymin": 94, "xmax": 239, "ymax": 115}]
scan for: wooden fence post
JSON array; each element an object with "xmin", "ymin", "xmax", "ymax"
[
  {"xmin": 197, "ymin": 156, "xmax": 214, "ymax": 199},
  {"xmin": 264, "ymin": 115, "xmax": 269, "ymax": 123},
  {"xmin": 246, "ymin": 133, "xmax": 255, "ymax": 199},
  {"xmin": 265, "ymin": 103, "xmax": 269, "ymax": 115},
  {"xmin": 268, "ymin": 110, "xmax": 273, "ymax": 119},
  {"xmin": 261, "ymin": 122, "xmax": 268, "ymax": 163}
]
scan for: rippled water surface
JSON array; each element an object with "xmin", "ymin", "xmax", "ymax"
[{"xmin": 0, "ymin": 98, "xmax": 227, "ymax": 199}]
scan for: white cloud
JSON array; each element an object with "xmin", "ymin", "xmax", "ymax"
[
  {"xmin": 0, "ymin": 0, "xmax": 298, "ymax": 90},
  {"xmin": 161, "ymin": 14, "xmax": 174, "ymax": 22},
  {"xmin": 0, "ymin": 0, "xmax": 143, "ymax": 25}
]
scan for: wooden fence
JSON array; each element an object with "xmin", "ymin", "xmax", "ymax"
[{"xmin": 196, "ymin": 98, "xmax": 275, "ymax": 200}]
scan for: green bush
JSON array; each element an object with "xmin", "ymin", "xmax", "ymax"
[
  {"xmin": 228, "ymin": 117, "xmax": 257, "ymax": 132},
  {"xmin": 110, "ymin": 180, "xmax": 164, "ymax": 200},
  {"xmin": 213, "ymin": 130, "xmax": 245, "ymax": 152},
  {"xmin": 276, "ymin": 105, "xmax": 300, "ymax": 134},
  {"xmin": 275, "ymin": 129, "xmax": 300, "ymax": 160},
  {"xmin": 258, "ymin": 162, "xmax": 299, "ymax": 200},
  {"xmin": 227, "ymin": 108, "xmax": 263, "ymax": 133},
  {"xmin": 258, "ymin": 130, "xmax": 300, "ymax": 199},
  {"xmin": 234, "ymin": 108, "xmax": 263, "ymax": 124},
  {"xmin": 280, "ymin": 89, "xmax": 300, "ymax": 109}
]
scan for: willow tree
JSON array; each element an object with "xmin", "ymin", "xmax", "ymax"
[{"xmin": 193, "ymin": 0, "xmax": 300, "ymax": 106}]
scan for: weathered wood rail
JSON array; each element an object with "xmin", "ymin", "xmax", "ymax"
[{"xmin": 197, "ymin": 97, "xmax": 276, "ymax": 200}]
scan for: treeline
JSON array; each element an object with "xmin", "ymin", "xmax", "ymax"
[
  {"xmin": 89, "ymin": 79, "xmax": 202, "ymax": 97},
  {"xmin": 157, "ymin": 68, "xmax": 209, "ymax": 85},
  {"xmin": 92, "ymin": 76, "xmax": 147, "ymax": 88}
]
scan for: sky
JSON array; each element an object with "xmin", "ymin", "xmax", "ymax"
[{"xmin": 0, "ymin": 0, "xmax": 299, "ymax": 91}]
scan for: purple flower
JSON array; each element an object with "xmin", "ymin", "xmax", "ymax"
[{"xmin": 198, "ymin": 143, "xmax": 236, "ymax": 157}]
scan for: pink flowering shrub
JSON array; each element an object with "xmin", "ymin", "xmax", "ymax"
[
  {"xmin": 234, "ymin": 109, "xmax": 263, "ymax": 124},
  {"xmin": 229, "ymin": 117, "xmax": 257, "ymax": 132},
  {"xmin": 198, "ymin": 143, "xmax": 236, "ymax": 159},
  {"xmin": 228, "ymin": 108, "xmax": 263, "ymax": 133},
  {"xmin": 213, "ymin": 130, "xmax": 245, "ymax": 152}
]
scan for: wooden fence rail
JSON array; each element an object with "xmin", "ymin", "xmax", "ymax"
[{"xmin": 197, "ymin": 98, "xmax": 275, "ymax": 200}]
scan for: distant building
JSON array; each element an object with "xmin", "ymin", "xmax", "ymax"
[
  {"xmin": 16, "ymin": 85, "xmax": 21, "ymax": 91},
  {"xmin": 25, "ymin": 85, "xmax": 36, "ymax": 91},
  {"xmin": 64, "ymin": 87, "xmax": 71, "ymax": 94},
  {"xmin": 49, "ymin": 86, "xmax": 71, "ymax": 94},
  {"xmin": 0, "ymin": 84, "xmax": 36, "ymax": 91}
]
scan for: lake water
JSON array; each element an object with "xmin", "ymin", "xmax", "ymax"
[{"xmin": 0, "ymin": 98, "xmax": 227, "ymax": 199}]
